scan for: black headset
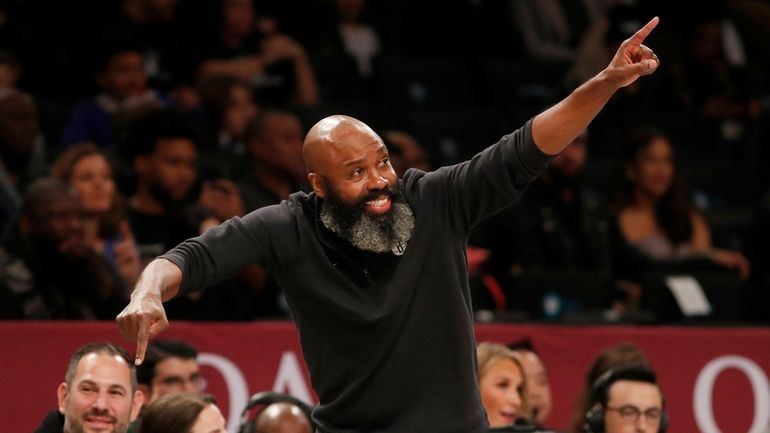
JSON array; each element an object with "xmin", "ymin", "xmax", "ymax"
[
  {"xmin": 583, "ymin": 368, "xmax": 668, "ymax": 433},
  {"xmin": 237, "ymin": 391, "xmax": 315, "ymax": 433}
]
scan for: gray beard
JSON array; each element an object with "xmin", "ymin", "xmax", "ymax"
[{"xmin": 320, "ymin": 200, "xmax": 415, "ymax": 254}]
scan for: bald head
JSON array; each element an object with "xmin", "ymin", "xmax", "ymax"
[
  {"xmin": 254, "ymin": 402, "xmax": 313, "ymax": 433},
  {"xmin": 303, "ymin": 114, "xmax": 381, "ymax": 175}
]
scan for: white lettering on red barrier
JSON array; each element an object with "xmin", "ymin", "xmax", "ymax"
[
  {"xmin": 694, "ymin": 355, "xmax": 770, "ymax": 433},
  {"xmin": 272, "ymin": 351, "xmax": 313, "ymax": 404},
  {"xmin": 199, "ymin": 352, "xmax": 249, "ymax": 433}
]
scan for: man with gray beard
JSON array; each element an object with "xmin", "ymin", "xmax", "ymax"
[
  {"xmin": 320, "ymin": 181, "xmax": 414, "ymax": 254},
  {"xmin": 117, "ymin": 16, "xmax": 661, "ymax": 433}
]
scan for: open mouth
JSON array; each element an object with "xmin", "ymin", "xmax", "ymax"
[
  {"xmin": 364, "ymin": 196, "xmax": 392, "ymax": 214},
  {"xmin": 498, "ymin": 411, "xmax": 517, "ymax": 424}
]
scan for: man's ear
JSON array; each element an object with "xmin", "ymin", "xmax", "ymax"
[
  {"xmin": 308, "ymin": 173, "xmax": 325, "ymax": 199},
  {"xmin": 137, "ymin": 383, "xmax": 151, "ymax": 406},
  {"xmin": 57, "ymin": 383, "xmax": 69, "ymax": 413},
  {"xmin": 130, "ymin": 390, "xmax": 145, "ymax": 422}
]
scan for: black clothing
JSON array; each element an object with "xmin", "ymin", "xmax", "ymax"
[
  {"xmin": 468, "ymin": 171, "xmax": 613, "ymax": 316},
  {"xmin": 33, "ymin": 410, "xmax": 63, "ymax": 433},
  {"xmin": 475, "ymin": 172, "xmax": 611, "ymax": 273},
  {"xmin": 163, "ymin": 120, "xmax": 550, "ymax": 433}
]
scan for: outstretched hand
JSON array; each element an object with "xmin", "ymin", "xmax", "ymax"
[
  {"xmin": 115, "ymin": 258, "xmax": 182, "ymax": 364},
  {"xmin": 604, "ymin": 16, "xmax": 660, "ymax": 88},
  {"xmin": 117, "ymin": 286, "xmax": 169, "ymax": 365}
]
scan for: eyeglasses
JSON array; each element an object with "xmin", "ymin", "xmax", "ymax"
[
  {"xmin": 154, "ymin": 373, "xmax": 206, "ymax": 392},
  {"xmin": 606, "ymin": 405, "xmax": 662, "ymax": 424}
]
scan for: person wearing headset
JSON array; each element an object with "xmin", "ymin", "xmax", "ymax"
[
  {"xmin": 239, "ymin": 391, "xmax": 314, "ymax": 433},
  {"xmin": 584, "ymin": 365, "xmax": 668, "ymax": 433}
]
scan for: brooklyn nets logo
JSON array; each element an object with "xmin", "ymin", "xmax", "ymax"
[{"xmin": 391, "ymin": 241, "xmax": 407, "ymax": 256}]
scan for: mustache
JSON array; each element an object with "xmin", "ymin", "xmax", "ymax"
[
  {"xmin": 357, "ymin": 186, "xmax": 399, "ymax": 209},
  {"xmin": 83, "ymin": 407, "xmax": 117, "ymax": 425}
]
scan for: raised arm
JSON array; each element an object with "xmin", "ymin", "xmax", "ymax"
[
  {"xmin": 116, "ymin": 258, "xmax": 181, "ymax": 365},
  {"xmin": 532, "ymin": 17, "xmax": 660, "ymax": 155}
]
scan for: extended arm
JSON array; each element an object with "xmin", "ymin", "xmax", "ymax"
[
  {"xmin": 532, "ymin": 17, "xmax": 660, "ymax": 155},
  {"xmin": 116, "ymin": 206, "xmax": 289, "ymax": 364}
]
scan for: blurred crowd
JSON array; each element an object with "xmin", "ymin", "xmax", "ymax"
[{"xmin": 1, "ymin": 0, "xmax": 769, "ymax": 324}]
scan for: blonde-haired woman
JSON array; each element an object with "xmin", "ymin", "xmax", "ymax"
[{"xmin": 477, "ymin": 342, "xmax": 529, "ymax": 428}]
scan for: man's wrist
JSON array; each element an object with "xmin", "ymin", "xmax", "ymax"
[{"xmin": 570, "ymin": 69, "xmax": 622, "ymax": 106}]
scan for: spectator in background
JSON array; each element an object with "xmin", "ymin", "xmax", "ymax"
[
  {"xmin": 476, "ymin": 342, "xmax": 529, "ymax": 428},
  {"xmin": 509, "ymin": 339, "xmax": 553, "ymax": 429},
  {"xmin": 95, "ymin": 0, "xmax": 185, "ymax": 92},
  {"xmin": 563, "ymin": 1, "xmax": 652, "ymax": 92},
  {"xmin": 329, "ymin": 0, "xmax": 381, "ymax": 78},
  {"xmin": 0, "ymin": 178, "xmax": 127, "ymax": 319},
  {"xmin": 610, "ymin": 128, "xmax": 750, "ymax": 309},
  {"xmin": 254, "ymin": 402, "xmax": 314, "ymax": 433},
  {"xmin": 0, "ymin": 89, "xmax": 47, "ymax": 191},
  {"xmin": 473, "ymin": 129, "xmax": 611, "ymax": 276},
  {"xmin": 670, "ymin": 7, "xmax": 763, "ymax": 156},
  {"xmin": 239, "ymin": 391, "xmax": 315, "ymax": 433},
  {"xmin": 581, "ymin": 365, "xmax": 667, "ymax": 433},
  {"xmin": 513, "ymin": 0, "xmax": 607, "ymax": 84},
  {"xmin": 51, "ymin": 143, "xmax": 141, "ymax": 288},
  {"xmin": 136, "ymin": 339, "xmax": 203, "ymax": 406},
  {"xmin": 237, "ymin": 109, "xmax": 307, "ymax": 212},
  {"xmin": 125, "ymin": 109, "xmax": 268, "ymax": 321},
  {"xmin": 33, "ymin": 342, "xmax": 143, "ymax": 433},
  {"xmin": 139, "ymin": 393, "xmax": 225, "ymax": 433},
  {"xmin": 192, "ymin": 0, "xmax": 319, "ymax": 108},
  {"xmin": 569, "ymin": 343, "xmax": 650, "ymax": 433},
  {"xmin": 468, "ymin": 130, "xmax": 611, "ymax": 316},
  {"xmin": 565, "ymin": 3, "xmax": 670, "ymax": 158},
  {"xmin": 198, "ymin": 75, "xmax": 259, "ymax": 163},
  {"xmin": 0, "ymin": 89, "xmax": 47, "ymax": 243},
  {"xmin": 231, "ymin": 109, "xmax": 308, "ymax": 318},
  {"xmin": 60, "ymin": 40, "xmax": 164, "ymax": 151},
  {"xmin": 312, "ymin": 0, "xmax": 383, "ymax": 101},
  {"xmin": 122, "ymin": 108, "xmax": 203, "ymax": 265}
]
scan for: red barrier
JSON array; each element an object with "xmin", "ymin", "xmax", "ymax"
[{"xmin": 2, "ymin": 321, "xmax": 768, "ymax": 433}]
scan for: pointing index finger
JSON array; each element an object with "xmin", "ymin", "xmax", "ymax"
[
  {"xmin": 135, "ymin": 319, "xmax": 150, "ymax": 365},
  {"xmin": 629, "ymin": 16, "xmax": 659, "ymax": 46}
]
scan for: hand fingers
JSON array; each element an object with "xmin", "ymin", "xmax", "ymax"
[
  {"xmin": 625, "ymin": 16, "xmax": 659, "ymax": 48},
  {"xmin": 638, "ymin": 44, "xmax": 659, "ymax": 63},
  {"xmin": 116, "ymin": 309, "xmax": 137, "ymax": 343},
  {"xmin": 148, "ymin": 315, "xmax": 169, "ymax": 342},
  {"xmin": 626, "ymin": 58, "xmax": 659, "ymax": 77},
  {"xmin": 134, "ymin": 317, "xmax": 150, "ymax": 365}
]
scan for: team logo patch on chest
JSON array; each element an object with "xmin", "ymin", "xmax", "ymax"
[{"xmin": 391, "ymin": 240, "xmax": 407, "ymax": 256}]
